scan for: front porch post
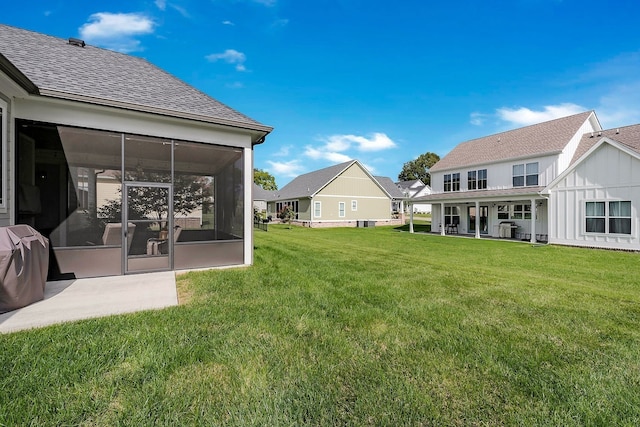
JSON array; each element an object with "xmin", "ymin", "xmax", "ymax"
[
  {"xmin": 440, "ymin": 202, "xmax": 446, "ymax": 236},
  {"xmin": 530, "ymin": 198, "xmax": 536, "ymax": 243},
  {"xmin": 475, "ymin": 200, "xmax": 480, "ymax": 239},
  {"xmin": 409, "ymin": 202, "xmax": 414, "ymax": 233}
]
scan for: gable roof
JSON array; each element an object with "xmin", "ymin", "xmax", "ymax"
[
  {"xmin": 430, "ymin": 111, "xmax": 597, "ymax": 172},
  {"xmin": 268, "ymin": 160, "xmax": 392, "ymax": 201},
  {"xmin": 544, "ymin": 125, "xmax": 640, "ymax": 194},
  {"xmin": 374, "ymin": 176, "xmax": 405, "ymax": 199},
  {"xmin": 396, "ymin": 179, "xmax": 424, "ymax": 190},
  {"xmin": 571, "ymin": 123, "xmax": 640, "ymax": 164},
  {"xmin": 269, "ymin": 161, "xmax": 356, "ymax": 200},
  {"xmin": 0, "ymin": 24, "xmax": 271, "ymax": 140},
  {"xmin": 252, "ymin": 183, "xmax": 276, "ymax": 201}
]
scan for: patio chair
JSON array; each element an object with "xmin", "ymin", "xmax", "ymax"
[
  {"xmin": 146, "ymin": 225, "xmax": 181, "ymax": 255},
  {"xmin": 101, "ymin": 223, "xmax": 136, "ymax": 251}
]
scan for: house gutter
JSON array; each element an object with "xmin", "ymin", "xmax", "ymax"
[{"xmin": 36, "ymin": 88, "xmax": 273, "ymax": 144}]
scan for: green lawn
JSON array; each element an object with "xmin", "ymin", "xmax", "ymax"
[{"xmin": 2, "ymin": 225, "xmax": 640, "ymax": 426}]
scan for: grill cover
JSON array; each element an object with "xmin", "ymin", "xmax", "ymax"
[{"xmin": 0, "ymin": 225, "xmax": 49, "ymax": 314}]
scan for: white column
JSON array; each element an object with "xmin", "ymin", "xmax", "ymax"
[
  {"xmin": 244, "ymin": 147, "xmax": 253, "ymax": 265},
  {"xmin": 440, "ymin": 202, "xmax": 446, "ymax": 236},
  {"xmin": 530, "ymin": 198, "xmax": 536, "ymax": 243},
  {"xmin": 409, "ymin": 206, "xmax": 414, "ymax": 233},
  {"xmin": 475, "ymin": 200, "xmax": 480, "ymax": 239}
]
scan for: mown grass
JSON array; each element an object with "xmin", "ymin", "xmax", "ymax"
[{"xmin": 1, "ymin": 224, "xmax": 640, "ymax": 426}]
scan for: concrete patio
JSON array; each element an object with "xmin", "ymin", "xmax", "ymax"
[{"xmin": 0, "ymin": 271, "xmax": 178, "ymax": 334}]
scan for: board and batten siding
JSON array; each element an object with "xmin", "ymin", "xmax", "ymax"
[
  {"xmin": 549, "ymin": 142, "xmax": 640, "ymax": 250},
  {"xmin": 314, "ymin": 163, "xmax": 390, "ymax": 221}
]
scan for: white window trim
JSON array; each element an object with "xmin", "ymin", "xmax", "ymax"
[
  {"xmin": 351, "ymin": 200, "xmax": 357, "ymax": 211},
  {"xmin": 585, "ymin": 200, "xmax": 632, "ymax": 235},
  {"xmin": 314, "ymin": 201, "xmax": 321, "ymax": 218},
  {"xmin": 0, "ymin": 98, "xmax": 7, "ymax": 210},
  {"xmin": 339, "ymin": 201, "xmax": 345, "ymax": 217}
]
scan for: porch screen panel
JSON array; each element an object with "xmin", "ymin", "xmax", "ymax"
[{"xmin": 0, "ymin": 100, "xmax": 5, "ymax": 206}]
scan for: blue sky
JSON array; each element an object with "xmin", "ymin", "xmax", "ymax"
[{"xmin": 3, "ymin": 0, "xmax": 640, "ymax": 187}]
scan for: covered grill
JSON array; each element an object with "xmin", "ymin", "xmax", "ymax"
[
  {"xmin": 499, "ymin": 221, "xmax": 518, "ymax": 238},
  {"xmin": 0, "ymin": 225, "xmax": 49, "ymax": 314}
]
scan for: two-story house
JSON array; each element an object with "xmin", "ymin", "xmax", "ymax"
[{"xmin": 410, "ymin": 111, "xmax": 602, "ymax": 243}]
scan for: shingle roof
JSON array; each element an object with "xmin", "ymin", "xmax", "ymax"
[
  {"xmin": 252, "ymin": 183, "xmax": 277, "ymax": 201},
  {"xmin": 571, "ymin": 124, "xmax": 640, "ymax": 164},
  {"xmin": 395, "ymin": 179, "xmax": 423, "ymax": 190},
  {"xmin": 0, "ymin": 24, "xmax": 271, "ymax": 136},
  {"xmin": 268, "ymin": 161, "xmax": 356, "ymax": 200},
  {"xmin": 413, "ymin": 186, "xmax": 546, "ymax": 202},
  {"xmin": 430, "ymin": 111, "xmax": 595, "ymax": 172},
  {"xmin": 374, "ymin": 176, "xmax": 405, "ymax": 199}
]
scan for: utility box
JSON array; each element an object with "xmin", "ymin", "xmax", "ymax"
[{"xmin": 0, "ymin": 225, "xmax": 49, "ymax": 314}]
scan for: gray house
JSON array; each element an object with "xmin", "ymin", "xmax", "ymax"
[{"xmin": 0, "ymin": 24, "xmax": 272, "ymax": 279}]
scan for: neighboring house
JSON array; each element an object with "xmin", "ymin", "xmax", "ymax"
[
  {"xmin": 266, "ymin": 160, "xmax": 402, "ymax": 227},
  {"xmin": 0, "ymin": 24, "xmax": 272, "ymax": 279},
  {"xmin": 374, "ymin": 176, "xmax": 407, "ymax": 218},
  {"xmin": 252, "ymin": 183, "xmax": 274, "ymax": 215},
  {"xmin": 410, "ymin": 111, "xmax": 602, "ymax": 243},
  {"xmin": 396, "ymin": 179, "xmax": 432, "ymax": 213}
]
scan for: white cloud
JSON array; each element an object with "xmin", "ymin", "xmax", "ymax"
[
  {"xmin": 470, "ymin": 112, "xmax": 488, "ymax": 126},
  {"xmin": 254, "ymin": 0, "xmax": 277, "ymax": 6},
  {"xmin": 304, "ymin": 146, "xmax": 352, "ymax": 163},
  {"xmin": 222, "ymin": 20, "xmax": 235, "ymax": 26},
  {"xmin": 322, "ymin": 132, "xmax": 397, "ymax": 152},
  {"xmin": 267, "ymin": 160, "xmax": 304, "ymax": 177},
  {"xmin": 79, "ymin": 12, "xmax": 155, "ymax": 52},
  {"xmin": 273, "ymin": 145, "xmax": 292, "ymax": 156},
  {"xmin": 155, "ymin": 0, "xmax": 166, "ymax": 11},
  {"xmin": 496, "ymin": 103, "xmax": 586, "ymax": 126},
  {"xmin": 206, "ymin": 49, "xmax": 247, "ymax": 71}
]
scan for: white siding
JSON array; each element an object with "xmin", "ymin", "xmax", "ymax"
[
  {"xmin": 549, "ymin": 143, "xmax": 640, "ymax": 250},
  {"xmin": 431, "ymin": 154, "xmax": 559, "ymax": 195}
]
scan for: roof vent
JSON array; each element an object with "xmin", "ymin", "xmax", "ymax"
[
  {"xmin": 598, "ymin": 131, "xmax": 602, "ymax": 137},
  {"xmin": 590, "ymin": 132, "xmax": 594, "ymax": 138},
  {"xmin": 68, "ymin": 37, "xmax": 86, "ymax": 47},
  {"xmin": 616, "ymin": 128, "xmax": 620, "ymax": 134}
]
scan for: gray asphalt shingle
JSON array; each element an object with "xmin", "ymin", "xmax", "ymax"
[
  {"xmin": 430, "ymin": 111, "xmax": 594, "ymax": 172},
  {"xmin": 0, "ymin": 24, "xmax": 270, "ymax": 132}
]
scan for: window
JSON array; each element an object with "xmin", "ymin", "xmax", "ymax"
[
  {"xmin": 585, "ymin": 202, "xmax": 605, "ymax": 233},
  {"xmin": 526, "ymin": 163, "xmax": 539, "ymax": 186},
  {"xmin": 512, "ymin": 204, "xmax": 532, "ymax": 220},
  {"xmin": 444, "ymin": 206, "xmax": 460, "ymax": 225},
  {"xmin": 513, "ymin": 162, "xmax": 538, "ymax": 187},
  {"xmin": 497, "ymin": 205, "xmax": 510, "ymax": 219},
  {"xmin": 351, "ymin": 200, "xmax": 357, "ymax": 211},
  {"xmin": 444, "ymin": 174, "xmax": 451, "ymax": 192},
  {"xmin": 314, "ymin": 201, "xmax": 321, "ymax": 218},
  {"xmin": 468, "ymin": 169, "xmax": 487, "ymax": 190},
  {"xmin": 586, "ymin": 201, "xmax": 631, "ymax": 234},
  {"xmin": 339, "ymin": 202, "xmax": 345, "ymax": 217},
  {"xmin": 478, "ymin": 169, "xmax": 487, "ymax": 189},
  {"xmin": 609, "ymin": 201, "xmax": 631, "ymax": 234},
  {"xmin": 452, "ymin": 173, "xmax": 460, "ymax": 191},
  {"xmin": 468, "ymin": 171, "xmax": 477, "ymax": 190},
  {"xmin": 276, "ymin": 201, "xmax": 299, "ymax": 219}
]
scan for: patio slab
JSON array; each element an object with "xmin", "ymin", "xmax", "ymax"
[{"xmin": 0, "ymin": 271, "xmax": 177, "ymax": 334}]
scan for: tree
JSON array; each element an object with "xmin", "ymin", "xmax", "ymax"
[
  {"xmin": 278, "ymin": 205, "xmax": 295, "ymax": 229},
  {"xmin": 398, "ymin": 152, "xmax": 440, "ymax": 186},
  {"xmin": 254, "ymin": 168, "xmax": 278, "ymax": 191}
]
